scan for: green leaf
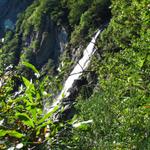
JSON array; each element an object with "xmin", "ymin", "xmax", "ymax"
[
  {"xmin": 22, "ymin": 61, "xmax": 39, "ymax": 74},
  {"xmin": 16, "ymin": 113, "xmax": 35, "ymax": 128},
  {"xmin": 76, "ymin": 124, "xmax": 89, "ymax": 130},
  {"xmin": 22, "ymin": 76, "xmax": 31, "ymax": 88},
  {"xmin": 0, "ymin": 130, "xmax": 24, "ymax": 138},
  {"xmin": 137, "ymin": 58, "xmax": 145, "ymax": 68},
  {"xmin": 22, "ymin": 77, "xmax": 35, "ymax": 103},
  {"xmin": 37, "ymin": 106, "xmax": 59, "ymax": 125},
  {"xmin": 0, "ymin": 130, "xmax": 7, "ymax": 137},
  {"xmin": 7, "ymin": 130, "xmax": 24, "ymax": 138},
  {"xmin": 30, "ymin": 106, "xmax": 37, "ymax": 123},
  {"xmin": 36, "ymin": 120, "xmax": 52, "ymax": 136},
  {"xmin": 22, "ymin": 77, "xmax": 35, "ymax": 91}
]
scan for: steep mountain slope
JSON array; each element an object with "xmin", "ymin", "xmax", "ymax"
[
  {"xmin": 0, "ymin": 0, "xmax": 110, "ymax": 73},
  {"xmin": 73, "ymin": 0, "xmax": 150, "ymax": 149},
  {"xmin": 0, "ymin": 0, "xmax": 149, "ymax": 149}
]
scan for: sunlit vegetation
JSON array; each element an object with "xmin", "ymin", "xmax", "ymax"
[
  {"xmin": 73, "ymin": 0, "xmax": 150, "ymax": 149},
  {"xmin": 0, "ymin": 0, "xmax": 149, "ymax": 149}
]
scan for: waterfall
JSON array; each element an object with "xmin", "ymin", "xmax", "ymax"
[{"xmin": 46, "ymin": 30, "xmax": 101, "ymax": 113}]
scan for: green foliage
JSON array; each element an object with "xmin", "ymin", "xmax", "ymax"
[
  {"xmin": 0, "ymin": 130, "xmax": 24, "ymax": 138},
  {"xmin": 69, "ymin": 0, "xmax": 111, "ymax": 45},
  {"xmin": 77, "ymin": 49, "xmax": 149, "ymax": 149},
  {"xmin": 67, "ymin": 0, "xmax": 92, "ymax": 26},
  {"xmin": 0, "ymin": 63, "xmax": 67, "ymax": 149},
  {"xmin": 22, "ymin": 61, "xmax": 39, "ymax": 75},
  {"xmin": 73, "ymin": 0, "xmax": 150, "ymax": 149},
  {"xmin": 0, "ymin": 0, "xmax": 149, "ymax": 149},
  {"xmin": 0, "ymin": 0, "xmax": 111, "ymax": 72},
  {"xmin": 0, "ymin": 34, "xmax": 20, "ymax": 66},
  {"xmin": 17, "ymin": 0, "xmax": 67, "ymax": 37}
]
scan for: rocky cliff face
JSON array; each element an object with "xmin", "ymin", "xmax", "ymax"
[
  {"xmin": 21, "ymin": 17, "xmax": 68, "ymax": 68},
  {"xmin": 0, "ymin": 0, "xmax": 110, "ymax": 73},
  {"xmin": 0, "ymin": 0, "xmax": 68, "ymax": 70}
]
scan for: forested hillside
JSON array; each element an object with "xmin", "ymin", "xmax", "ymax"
[{"xmin": 0, "ymin": 0, "xmax": 149, "ymax": 149}]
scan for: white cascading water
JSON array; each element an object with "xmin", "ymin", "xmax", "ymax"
[{"xmin": 46, "ymin": 30, "xmax": 101, "ymax": 112}]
